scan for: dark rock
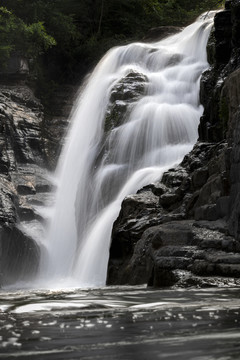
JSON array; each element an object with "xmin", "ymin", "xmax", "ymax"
[
  {"xmin": 192, "ymin": 167, "xmax": 209, "ymax": 189},
  {"xmin": 191, "ymin": 260, "xmax": 216, "ymax": 276},
  {"xmin": 137, "ymin": 182, "xmax": 168, "ymax": 197},
  {"xmin": 215, "ymin": 263, "xmax": 240, "ymax": 277},
  {"xmin": 148, "ymin": 268, "xmax": 179, "ymax": 287},
  {"xmin": 109, "ymin": 191, "xmax": 161, "ymax": 263},
  {"xmin": 214, "ymin": 10, "xmax": 232, "ymax": 64},
  {"xmin": 225, "ymin": 0, "xmax": 231, "ymax": 10},
  {"xmin": 0, "ymin": 175, "xmax": 17, "ymax": 225},
  {"xmin": 232, "ymin": 0, "xmax": 240, "ymax": 48},
  {"xmin": 17, "ymin": 204, "xmax": 36, "ymax": 221},
  {"xmin": 176, "ymin": 272, "xmax": 240, "ymax": 288},
  {"xmin": 159, "ymin": 192, "xmax": 180, "ymax": 209},
  {"xmin": 148, "ymin": 221, "xmax": 195, "ymax": 248},
  {"xmin": 0, "ymin": 85, "xmax": 45, "ymax": 166},
  {"xmin": 0, "ymin": 84, "xmax": 57, "ymax": 286},
  {"xmin": 43, "ymin": 85, "xmax": 77, "ymax": 169},
  {"xmin": 207, "ymin": 252, "xmax": 240, "ymax": 264},
  {"xmin": 104, "ymin": 71, "xmax": 147, "ymax": 132},
  {"xmin": 194, "ymin": 204, "xmax": 218, "ymax": 221},
  {"xmin": 216, "ymin": 196, "xmax": 230, "ymax": 217},
  {"xmin": 0, "ymin": 225, "xmax": 39, "ymax": 286},
  {"xmin": 108, "ymin": 221, "xmax": 195, "ymax": 285},
  {"xmin": 221, "ymin": 68, "xmax": 240, "ymax": 142},
  {"xmin": 161, "ymin": 166, "xmax": 188, "ymax": 188},
  {"xmin": 194, "ymin": 174, "xmax": 224, "ymax": 207},
  {"xmin": 193, "ymin": 219, "xmax": 228, "ymax": 233}
]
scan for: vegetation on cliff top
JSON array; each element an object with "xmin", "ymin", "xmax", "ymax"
[{"xmin": 0, "ymin": 0, "xmax": 223, "ymax": 108}]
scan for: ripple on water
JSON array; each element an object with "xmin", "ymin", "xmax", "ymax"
[{"xmin": 0, "ymin": 286, "xmax": 240, "ymax": 359}]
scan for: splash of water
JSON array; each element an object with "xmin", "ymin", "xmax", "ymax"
[{"xmin": 38, "ymin": 13, "xmax": 215, "ymax": 287}]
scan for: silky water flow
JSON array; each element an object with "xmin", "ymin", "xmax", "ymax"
[{"xmin": 37, "ymin": 13, "xmax": 215, "ymax": 288}]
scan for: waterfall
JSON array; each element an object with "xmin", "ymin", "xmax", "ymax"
[{"xmin": 38, "ymin": 13, "xmax": 215, "ymax": 288}]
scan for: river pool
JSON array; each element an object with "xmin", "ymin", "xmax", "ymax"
[{"xmin": 1, "ymin": 285, "xmax": 240, "ymax": 359}]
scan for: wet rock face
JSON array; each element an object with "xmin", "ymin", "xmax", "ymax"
[
  {"xmin": 93, "ymin": 70, "xmax": 148, "ymax": 168},
  {"xmin": 214, "ymin": 9, "xmax": 232, "ymax": 65},
  {"xmin": 107, "ymin": 141, "xmax": 233, "ymax": 286},
  {"xmin": 0, "ymin": 227, "xmax": 39, "ymax": 286},
  {"xmin": 0, "ymin": 81, "xmax": 75, "ymax": 285},
  {"xmin": 199, "ymin": 0, "xmax": 240, "ymax": 143},
  {"xmin": 0, "ymin": 85, "xmax": 45, "ymax": 166},
  {"xmin": 43, "ymin": 85, "xmax": 77, "ymax": 169},
  {"xmin": 108, "ymin": 218, "xmax": 240, "ymax": 287},
  {"xmin": 0, "ymin": 85, "xmax": 52, "ymax": 285},
  {"xmin": 104, "ymin": 71, "xmax": 147, "ymax": 132}
]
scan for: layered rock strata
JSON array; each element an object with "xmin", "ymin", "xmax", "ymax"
[
  {"xmin": 0, "ymin": 85, "xmax": 51, "ymax": 285},
  {"xmin": 0, "ymin": 67, "xmax": 75, "ymax": 285}
]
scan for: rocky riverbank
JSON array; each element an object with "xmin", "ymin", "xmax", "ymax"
[{"xmin": 107, "ymin": 0, "xmax": 240, "ymax": 287}]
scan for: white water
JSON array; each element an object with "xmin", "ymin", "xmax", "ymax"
[{"xmin": 38, "ymin": 13, "xmax": 215, "ymax": 287}]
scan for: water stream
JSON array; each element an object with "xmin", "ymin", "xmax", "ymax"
[{"xmin": 38, "ymin": 13, "xmax": 215, "ymax": 287}]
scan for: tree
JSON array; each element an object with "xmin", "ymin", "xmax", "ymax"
[{"xmin": 0, "ymin": 6, "xmax": 56, "ymax": 68}]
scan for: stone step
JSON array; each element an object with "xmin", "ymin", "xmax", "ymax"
[
  {"xmin": 191, "ymin": 259, "xmax": 240, "ymax": 277},
  {"xmin": 155, "ymin": 245, "xmax": 197, "ymax": 258},
  {"xmin": 205, "ymin": 252, "xmax": 240, "ymax": 264},
  {"xmin": 154, "ymin": 256, "xmax": 192, "ymax": 270}
]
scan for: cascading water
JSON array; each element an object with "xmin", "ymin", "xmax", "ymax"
[{"xmin": 38, "ymin": 13, "xmax": 215, "ymax": 287}]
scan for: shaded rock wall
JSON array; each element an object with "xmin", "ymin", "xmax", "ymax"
[
  {"xmin": 0, "ymin": 69, "xmax": 78, "ymax": 285},
  {"xmin": 107, "ymin": 0, "xmax": 240, "ymax": 288},
  {"xmin": 0, "ymin": 84, "xmax": 50, "ymax": 285},
  {"xmin": 43, "ymin": 85, "xmax": 78, "ymax": 169}
]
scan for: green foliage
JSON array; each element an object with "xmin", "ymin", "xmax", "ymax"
[
  {"xmin": 23, "ymin": 22, "xmax": 56, "ymax": 58},
  {"xmin": 0, "ymin": 7, "xmax": 18, "ymax": 67},
  {"xmin": 0, "ymin": 0, "xmax": 224, "ymax": 109},
  {"xmin": 0, "ymin": 5, "xmax": 56, "ymax": 68}
]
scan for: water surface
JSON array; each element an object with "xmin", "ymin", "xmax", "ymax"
[{"xmin": 1, "ymin": 286, "xmax": 240, "ymax": 359}]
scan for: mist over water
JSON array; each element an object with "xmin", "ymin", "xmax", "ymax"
[{"xmin": 38, "ymin": 13, "xmax": 215, "ymax": 288}]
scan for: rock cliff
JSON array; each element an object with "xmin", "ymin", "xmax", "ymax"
[
  {"xmin": 107, "ymin": 0, "xmax": 240, "ymax": 287},
  {"xmin": 0, "ymin": 79, "xmax": 75, "ymax": 285},
  {"xmin": 0, "ymin": 84, "xmax": 46, "ymax": 284}
]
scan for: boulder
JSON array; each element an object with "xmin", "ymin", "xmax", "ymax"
[
  {"xmin": 104, "ymin": 70, "xmax": 148, "ymax": 132},
  {"xmin": 0, "ymin": 226, "xmax": 39, "ymax": 286},
  {"xmin": 108, "ymin": 219, "xmax": 240, "ymax": 287}
]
